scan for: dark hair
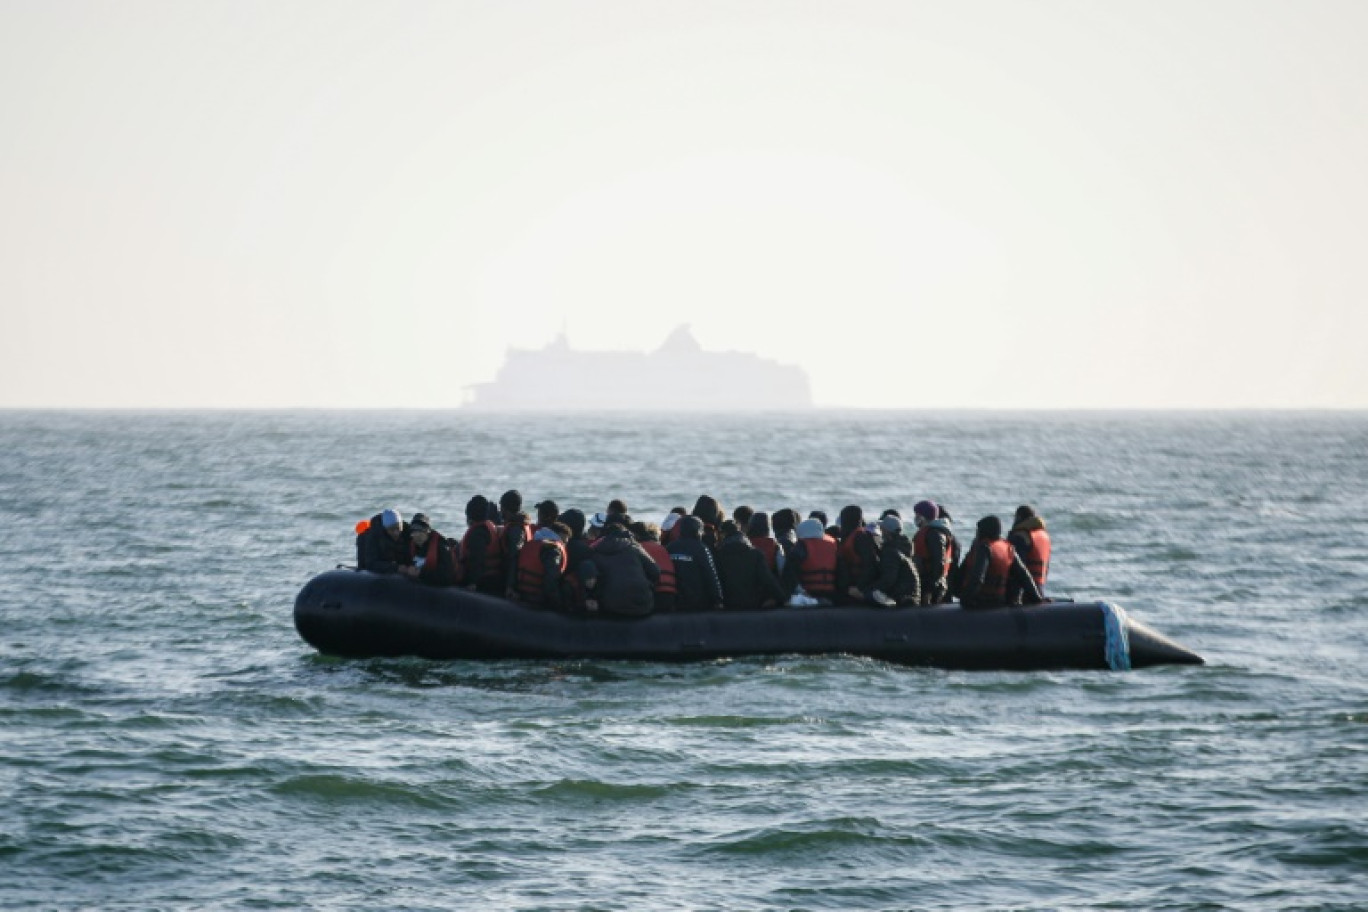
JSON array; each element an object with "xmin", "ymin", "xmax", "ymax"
[
  {"xmin": 549, "ymin": 521, "xmax": 572, "ymax": 541},
  {"xmin": 465, "ymin": 495, "xmax": 489, "ymax": 522},
  {"xmin": 669, "ymin": 506, "xmax": 688, "ymax": 516},
  {"xmin": 977, "ymin": 515, "xmax": 1003, "ymax": 539},
  {"xmin": 718, "ymin": 519, "xmax": 740, "ymax": 538},
  {"xmin": 772, "ymin": 508, "xmax": 798, "ymax": 534},
  {"xmin": 535, "ymin": 500, "xmax": 560, "ymax": 524},
  {"xmin": 838, "ymin": 505, "xmax": 864, "ymax": 535},
  {"xmin": 500, "ymin": 489, "xmax": 522, "ymax": 513},
  {"xmin": 693, "ymin": 495, "xmax": 725, "ymax": 527},
  {"xmin": 1014, "ymin": 505, "xmax": 1037, "ymax": 524},
  {"xmin": 808, "ymin": 510, "xmax": 828, "ymax": 528},
  {"xmin": 880, "ymin": 508, "xmax": 901, "ymax": 520},
  {"xmin": 608, "ymin": 498, "xmax": 628, "ymax": 515},
  {"xmin": 602, "ymin": 521, "xmax": 627, "ymax": 535},
  {"xmin": 733, "ymin": 505, "xmax": 754, "ymax": 531},
  {"xmin": 628, "ymin": 520, "xmax": 660, "ymax": 543},
  {"xmin": 747, "ymin": 511, "xmax": 771, "ymax": 537}
]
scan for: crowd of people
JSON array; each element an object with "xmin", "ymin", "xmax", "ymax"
[{"xmin": 354, "ymin": 491, "xmax": 1052, "ymax": 617}]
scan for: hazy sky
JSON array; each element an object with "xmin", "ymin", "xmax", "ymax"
[{"xmin": 2, "ymin": 1, "xmax": 1365, "ymax": 408}]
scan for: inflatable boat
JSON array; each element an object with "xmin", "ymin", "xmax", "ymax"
[{"xmin": 294, "ymin": 570, "xmax": 1203, "ymax": 671}]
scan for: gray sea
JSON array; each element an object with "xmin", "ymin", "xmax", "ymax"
[{"xmin": 2, "ymin": 411, "xmax": 1365, "ymax": 911}]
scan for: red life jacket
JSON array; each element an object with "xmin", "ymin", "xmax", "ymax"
[
  {"xmin": 640, "ymin": 541, "xmax": 678, "ymax": 596},
  {"xmin": 749, "ymin": 536, "xmax": 779, "ymax": 573},
  {"xmin": 979, "ymin": 539, "xmax": 1015, "ymax": 604},
  {"xmin": 515, "ymin": 538, "xmax": 567, "ymax": 602},
  {"xmin": 839, "ymin": 528, "xmax": 872, "ymax": 579},
  {"xmin": 798, "ymin": 536, "xmax": 839, "ymax": 596},
  {"xmin": 913, "ymin": 526, "xmax": 955, "ymax": 580},
  {"xmin": 461, "ymin": 520, "xmax": 503, "ymax": 582},
  {"xmin": 1020, "ymin": 528, "xmax": 1051, "ymax": 588}
]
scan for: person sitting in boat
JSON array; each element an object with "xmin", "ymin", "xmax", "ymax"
[
  {"xmin": 771, "ymin": 508, "xmax": 801, "ymax": 569},
  {"xmin": 460, "ymin": 495, "xmax": 504, "ymax": 596},
  {"xmin": 871, "ymin": 514, "xmax": 921, "ymax": 606},
  {"xmin": 732, "ymin": 505, "xmax": 755, "ymax": 538},
  {"xmin": 746, "ymin": 512, "xmax": 781, "ymax": 575},
  {"xmin": 715, "ymin": 520, "xmax": 786, "ymax": 610},
  {"xmin": 558, "ymin": 508, "xmax": 594, "ymax": 612},
  {"xmin": 912, "ymin": 500, "xmax": 959, "ymax": 605},
  {"xmin": 659, "ymin": 506, "xmax": 689, "ymax": 545},
  {"xmin": 836, "ymin": 505, "xmax": 881, "ymax": 604},
  {"xmin": 809, "ymin": 509, "xmax": 840, "ymax": 540},
  {"xmin": 959, "ymin": 515, "xmax": 1043, "ymax": 609},
  {"xmin": 607, "ymin": 498, "xmax": 629, "ymax": 517},
  {"xmin": 579, "ymin": 516, "xmax": 660, "ymax": 617},
  {"xmin": 586, "ymin": 511, "xmax": 608, "ymax": 544},
  {"xmin": 630, "ymin": 521, "xmax": 677, "ymax": 612},
  {"xmin": 531, "ymin": 499, "xmax": 559, "ymax": 534},
  {"xmin": 405, "ymin": 513, "xmax": 457, "ymax": 586},
  {"xmin": 357, "ymin": 508, "xmax": 409, "ymax": 575},
  {"xmin": 1008, "ymin": 504, "xmax": 1051, "ymax": 594},
  {"xmin": 779, "ymin": 518, "xmax": 839, "ymax": 604},
  {"xmin": 665, "ymin": 515, "xmax": 725, "ymax": 612},
  {"xmin": 515, "ymin": 523, "xmax": 571, "ymax": 610}
]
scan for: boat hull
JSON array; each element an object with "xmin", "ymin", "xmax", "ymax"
[{"xmin": 293, "ymin": 570, "xmax": 1203, "ymax": 671}]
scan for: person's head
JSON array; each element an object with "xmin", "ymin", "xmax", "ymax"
[
  {"xmin": 796, "ymin": 518, "xmax": 825, "ymax": 540},
  {"xmin": 381, "ymin": 508, "xmax": 405, "ymax": 540},
  {"xmin": 661, "ymin": 512, "xmax": 681, "ymax": 535},
  {"xmin": 913, "ymin": 500, "xmax": 938, "ymax": 529},
  {"xmin": 669, "ymin": 505, "xmax": 688, "ymax": 517},
  {"xmin": 408, "ymin": 512, "xmax": 431, "ymax": 545},
  {"xmin": 588, "ymin": 511, "xmax": 608, "ymax": 540},
  {"xmin": 548, "ymin": 521, "xmax": 572, "ymax": 543},
  {"xmin": 465, "ymin": 495, "xmax": 488, "ymax": 523},
  {"xmin": 937, "ymin": 504, "xmax": 953, "ymax": 522},
  {"xmin": 1014, "ymin": 504, "xmax": 1037, "ymax": 524},
  {"xmin": 677, "ymin": 515, "xmax": 703, "ymax": 540},
  {"xmin": 838, "ymin": 505, "xmax": 864, "ymax": 536},
  {"xmin": 559, "ymin": 508, "xmax": 586, "ymax": 539},
  {"xmin": 880, "ymin": 508, "xmax": 901, "ymax": 520},
  {"xmin": 976, "ymin": 515, "xmax": 1002, "ymax": 540},
  {"xmin": 692, "ymin": 495, "xmax": 724, "ymax": 527},
  {"xmin": 718, "ymin": 519, "xmax": 740, "ymax": 539},
  {"xmin": 747, "ymin": 511, "xmax": 772, "ymax": 538},
  {"xmin": 630, "ymin": 520, "xmax": 660, "ymax": 543},
  {"xmin": 499, "ymin": 489, "xmax": 522, "ymax": 517},
  {"xmin": 602, "ymin": 521, "xmax": 627, "ymax": 536},
  {"xmin": 607, "ymin": 498, "xmax": 628, "ymax": 516},
  {"xmin": 606, "ymin": 511, "xmax": 631, "ymax": 528},
  {"xmin": 879, "ymin": 514, "xmax": 902, "ymax": 538},
  {"xmin": 535, "ymin": 500, "xmax": 559, "ymax": 526},
  {"xmin": 772, "ymin": 508, "xmax": 798, "ymax": 536},
  {"xmin": 733, "ymin": 505, "xmax": 754, "ymax": 531},
  {"xmin": 808, "ymin": 510, "xmax": 828, "ymax": 528}
]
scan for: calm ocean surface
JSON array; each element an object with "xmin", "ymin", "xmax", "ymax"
[{"xmin": 2, "ymin": 411, "xmax": 1365, "ymax": 911}]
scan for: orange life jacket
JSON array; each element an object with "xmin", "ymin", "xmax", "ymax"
[
  {"xmin": 640, "ymin": 541, "xmax": 678, "ymax": 596},
  {"xmin": 515, "ymin": 538, "xmax": 567, "ymax": 602},
  {"xmin": 798, "ymin": 536, "xmax": 839, "ymax": 596},
  {"xmin": 461, "ymin": 520, "xmax": 503, "ymax": 583},
  {"xmin": 749, "ymin": 536, "xmax": 779, "ymax": 574},
  {"xmin": 1020, "ymin": 528, "xmax": 1051, "ymax": 588},
  {"xmin": 913, "ymin": 526, "xmax": 955, "ymax": 580},
  {"xmin": 839, "ymin": 527, "xmax": 873, "ymax": 579},
  {"xmin": 979, "ymin": 539, "xmax": 1015, "ymax": 604}
]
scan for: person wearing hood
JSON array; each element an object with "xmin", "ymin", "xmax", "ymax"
[
  {"xmin": 912, "ymin": 500, "xmax": 959, "ymax": 605},
  {"xmin": 836, "ymin": 505, "xmax": 881, "ymax": 604},
  {"xmin": 871, "ymin": 515, "xmax": 920, "ymax": 606},
  {"xmin": 581, "ymin": 519, "xmax": 660, "ymax": 617},
  {"xmin": 631, "ymin": 520, "xmax": 678, "ymax": 611},
  {"xmin": 665, "ymin": 515, "xmax": 725, "ymax": 611},
  {"xmin": 779, "ymin": 518, "xmax": 839, "ymax": 604},
  {"xmin": 357, "ymin": 508, "xmax": 408, "ymax": 575},
  {"xmin": 558, "ymin": 508, "xmax": 594, "ymax": 612},
  {"xmin": 659, "ymin": 507, "xmax": 689, "ymax": 545},
  {"xmin": 959, "ymin": 515, "xmax": 1043, "ymax": 609},
  {"xmin": 771, "ymin": 508, "xmax": 800, "ymax": 568},
  {"xmin": 1008, "ymin": 505, "xmax": 1051, "ymax": 592},
  {"xmin": 715, "ymin": 520, "xmax": 786, "ymax": 610},
  {"xmin": 746, "ymin": 512, "xmax": 781, "ymax": 575},
  {"xmin": 460, "ymin": 495, "xmax": 504, "ymax": 595},
  {"xmin": 515, "ymin": 522, "xmax": 571, "ymax": 610},
  {"xmin": 691, "ymin": 495, "xmax": 726, "ymax": 549},
  {"xmin": 497, "ymin": 490, "xmax": 533, "ymax": 598},
  {"xmin": 405, "ymin": 512, "xmax": 457, "ymax": 586}
]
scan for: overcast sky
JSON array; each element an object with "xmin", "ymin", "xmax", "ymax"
[{"xmin": 2, "ymin": 1, "xmax": 1365, "ymax": 408}]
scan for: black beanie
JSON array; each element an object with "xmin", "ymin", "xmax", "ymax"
[{"xmin": 977, "ymin": 515, "xmax": 1002, "ymax": 539}]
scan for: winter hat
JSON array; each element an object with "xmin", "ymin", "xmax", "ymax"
[
  {"xmin": 381, "ymin": 508, "xmax": 403, "ymax": 529},
  {"xmin": 660, "ymin": 512, "xmax": 681, "ymax": 533},
  {"xmin": 747, "ymin": 512, "xmax": 772, "ymax": 537},
  {"xmin": 913, "ymin": 500, "xmax": 938, "ymax": 522},
  {"xmin": 559, "ymin": 508, "xmax": 586, "ymax": 537},
  {"xmin": 977, "ymin": 515, "xmax": 1002, "ymax": 539},
  {"xmin": 879, "ymin": 515, "xmax": 903, "ymax": 536},
  {"xmin": 797, "ymin": 518, "xmax": 825, "ymax": 540},
  {"xmin": 589, "ymin": 511, "xmax": 608, "ymax": 529},
  {"xmin": 408, "ymin": 513, "xmax": 431, "ymax": 532}
]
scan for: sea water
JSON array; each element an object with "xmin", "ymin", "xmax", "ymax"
[{"xmin": 1, "ymin": 411, "xmax": 1365, "ymax": 911}]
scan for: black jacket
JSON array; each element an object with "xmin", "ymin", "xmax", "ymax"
[
  {"xmin": 715, "ymin": 532, "xmax": 785, "ymax": 611},
  {"xmin": 666, "ymin": 518, "xmax": 724, "ymax": 611},
  {"xmin": 915, "ymin": 522, "xmax": 959, "ymax": 605},
  {"xmin": 876, "ymin": 532, "xmax": 921, "ymax": 605},
  {"xmin": 583, "ymin": 530, "xmax": 660, "ymax": 617},
  {"xmin": 461, "ymin": 521, "xmax": 503, "ymax": 595},
  {"xmin": 358, "ymin": 513, "xmax": 407, "ymax": 574},
  {"xmin": 836, "ymin": 527, "xmax": 882, "ymax": 598},
  {"xmin": 410, "ymin": 530, "xmax": 458, "ymax": 587}
]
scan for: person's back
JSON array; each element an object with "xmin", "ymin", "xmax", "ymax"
[
  {"xmin": 715, "ymin": 522, "xmax": 785, "ymax": 610},
  {"xmin": 872, "ymin": 515, "xmax": 920, "ymax": 606},
  {"xmin": 666, "ymin": 515, "xmax": 724, "ymax": 611},
  {"xmin": 960, "ymin": 515, "xmax": 1042, "ymax": 609},
  {"xmin": 584, "ymin": 524, "xmax": 659, "ymax": 617},
  {"xmin": 780, "ymin": 519, "xmax": 839, "ymax": 603},
  {"xmin": 836, "ymin": 505, "xmax": 880, "ymax": 604},
  {"xmin": 460, "ymin": 495, "xmax": 504, "ymax": 595},
  {"xmin": 1008, "ymin": 505, "xmax": 1051, "ymax": 593},
  {"xmin": 746, "ymin": 512, "xmax": 780, "ymax": 575},
  {"xmin": 558, "ymin": 508, "xmax": 593, "ymax": 612},
  {"xmin": 631, "ymin": 520, "xmax": 677, "ymax": 611},
  {"xmin": 515, "ymin": 524, "xmax": 570, "ymax": 610}
]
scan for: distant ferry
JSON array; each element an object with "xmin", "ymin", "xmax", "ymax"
[{"xmin": 464, "ymin": 325, "xmax": 814, "ymax": 411}]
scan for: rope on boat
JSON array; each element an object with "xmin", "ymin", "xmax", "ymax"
[{"xmin": 1099, "ymin": 601, "xmax": 1132, "ymax": 671}]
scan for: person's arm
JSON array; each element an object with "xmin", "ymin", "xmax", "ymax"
[
  {"xmin": 856, "ymin": 534, "xmax": 881, "ymax": 590},
  {"xmin": 1008, "ymin": 552, "xmax": 1043, "ymax": 606},
  {"xmin": 700, "ymin": 544, "xmax": 724, "ymax": 608},
  {"xmin": 360, "ymin": 531, "xmax": 400, "ymax": 574},
  {"xmin": 541, "ymin": 545, "xmax": 563, "ymax": 610},
  {"xmin": 959, "ymin": 542, "xmax": 987, "ymax": 605},
  {"xmin": 757, "ymin": 551, "xmax": 785, "ymax": 607},
  {"xmin": 779, "ymin": 542, "xmax": 804, "ymax": 597},
  {"xmin": 464, "ymin": 525, "xmax": 490, "ymax": 589},
  {"xmin": 877, "ymin": 543, "xmax": 900, "ymax": 594},
  {"xmin": 504, "ymin": 526, "xmax": 527, "ymax": 597}
]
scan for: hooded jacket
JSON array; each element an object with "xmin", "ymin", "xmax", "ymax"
[
  {"xmin": 665, "ymin": 516, "xmax": 725, "ymax": 611},
  {"xmin": 913, "ymin": 519, "xmax": 959, "ymax": 605},
  {"xmin": 583, "ymin": 528, "xmax": 660, "ymax": 617},
  {"xmin": 358, "ymin": 513, "xmax": 407, "ymax": 574},
  {"xmin": 715, "ymin": 531, "xmax": 785, "ymax": 611}
]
